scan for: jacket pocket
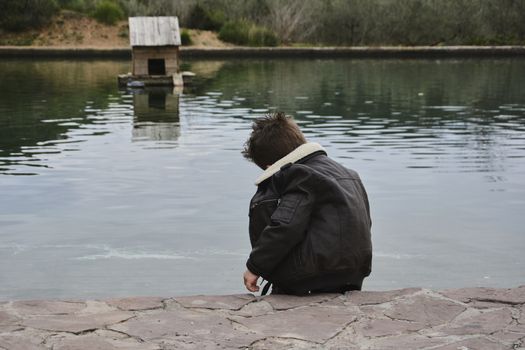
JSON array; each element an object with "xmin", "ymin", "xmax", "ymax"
[
  {"xmin": 270, "ymin": 194, "xmax": 301, "ymax": 224},
  {"xmin": 249, "ymin": 198, "xmax": 279, "ymax": 245}
]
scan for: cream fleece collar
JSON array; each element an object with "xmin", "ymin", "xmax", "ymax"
[{"xmin": 254, "ymin": 142, "xmax": 326, "ymax": 185}]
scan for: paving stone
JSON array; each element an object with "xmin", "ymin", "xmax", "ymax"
[
  {"xmin": 345, "ymin": 288, "xmax": 422, "ymax": 306},
  {"xmin": 49, "ymin": 333, "xmax": 160, "ymax": 350},
  {"xmin": 491, "ymin": 330, "xmax": 525, "ymax": 344},
  {"xmin": 230, "ymin": 300, "xmax": 273, "ymax": 317},
  {"xmin": 173, "ymin": 294, "xmax": 255, "ymax": 310},
  {"xmin": 105, "ymin": 297, "xmax": 164, "ymax": 311},
  {"xmin": 11, "ymin": 300, "xmax": 85, "ymax": 316},
  {"xmin": 467, "ymin": 300, "xmax": 515, "ymax": 309},
  {"xmin": 156, "ymin": 338, "xmax": 235, "ymax": 350},
  {"xmin": 109, "ymin": 308, "xmax": 261, "ymax": 348},
  {"xmin": 355, "ymin": 318, "xmax": 425, "ymax": 337},
  {"xmin": 442, "ymin": 308, "xmax": 513, "ymax": 335},
  {"xmin": 0, "ymin": 311, "xmax": 20, "ymax": 327},
  {"xmin": 1, "ymin": 287, "xmax": 523, "ymax": 349},
  {"xmin": 236, "ymin": 305, "xmax": 357, "ymax": 343},
  {"xmin": 384, "ymin": 294, "xmax": 466, "ymax": 327},
  {"xmin": 0, "ymin": 325, "xmax": 25, "ymax": 333},
  {"xmin": 22, "ymin": 311, "xmax": 133, "ymax": 334},
  {"xmin": 0, "ymin": 332, "xmax": 46, "ymax": 350},
  {"xmin": 440, "ymin": 285, "xmax": 525, "ymax": 305},
  {"xmin": 431, "ymin": 336, "xmax": 508, "ymax": 350},
  {"xmin": 365, "ymin": 333, "xmax": 447, "ymax": 350},
  {"xmin": 261, "ymin": 293, "xmax": 340, "ymax": 310},
  {"xmin": 250, "ymin": 337, "xmax": 324, "ymax": 349}
]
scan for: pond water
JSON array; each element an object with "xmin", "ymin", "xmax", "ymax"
[{"xmin": 0, "ymin": 58, "xmax": 524, "ymax": 300}]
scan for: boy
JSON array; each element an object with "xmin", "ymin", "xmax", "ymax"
[{"xmin": 242, "ymin": 112, "xmax": 372, "ymax": 295}]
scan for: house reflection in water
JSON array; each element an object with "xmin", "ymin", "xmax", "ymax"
[{"xmin": 131, "ymin": 87, "xmax": 180, "ymax": 141}]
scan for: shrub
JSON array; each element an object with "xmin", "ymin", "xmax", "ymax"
[
  {"xmin": 57, "ymin": 0, "xmax": 90, "ymax": 12},
  {"xmin": 219, "ymin": 20, "xmax": 278, "ymax": 47},
  {"xmin": 0, "ymin": 0, "xmax": 59, "ymax": 31},
  {"xmin": 218, "ymin": 20, "xmax": 250, "ymax": 45},
  {"xmin": 92, "ymin": 0, "xmax": 124, "ymax": 25},
  {"xmin": 187, "ymin": 3, "xmax": 224, "ymax": 31},
  {"xmin": 180, "ymin": 29, "xmax": 192, "ymax": 45},
  {"xmin": 249, "ymin": 26, "xmax": 279, "ymax": 46}
]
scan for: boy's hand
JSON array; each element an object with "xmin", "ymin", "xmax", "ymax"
[{"xmin": 243, "ymin": 269, "xmax": 260, "ymax": 292}]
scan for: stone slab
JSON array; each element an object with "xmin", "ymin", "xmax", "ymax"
[
  {"xmin": 384, "ymin": 294, "xmax": 466, "ymax": 327},
  {"xmin": 441, "ymin": 308, "xmax": 514, "ymax": 335},
  {"xmin": 440, "ymin": 285, "xmax": 525, "ymax": 305},
  {"xmin": 11, "ymin": 300, "xmax": 85, "ymax": 316},
  {"xmin": 22, "ymin": 311, "xmax": 133, "ymax": 334},
  {"xmin": 47, "ymin": 332, "xmax": 160, "ymax": 350},
  {"xmin": 109, "ymin": 308, "xmax": 261, "ymax": 348},
  {"xmin": 173, "ymin": 294, "xmax": 255, "ymax": 310},
  {"xmin": 1, "ymin": 287, "xmax": 523, "ymax": 349},
  {"xmin": 355, "ymin": 318, "xmax": 425, "ymax": 337},
  {"xmin": 0, "ymin": 311, "xmax": 20, "ymax": 327},
  {"xmin": 236, "ymin": 305, "xmax": 357, "ymax": 343},
  {"xmin": 105, "ymin": 297, "xmax": 164, "ymax": 311},
  {"xmin": 345, "ymin": 288, "xmax": 421, "ymax": 305},
  {"xmin": 262, "ymin": 293, "xmax": 339, "ymax": 310},
  {"xmin": 0, "ymin": 332, "xmax": 46, "ymax": 350},
  {"xmin": 432, "ymin": 336, "xmax": 508, "ymax": 350}
]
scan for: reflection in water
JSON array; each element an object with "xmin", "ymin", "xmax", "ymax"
[
  {"xmin": 0, "ymin": 58, "xmax": 524, "ymax": 299},
  {"xmin": 131, "ymin": 87, "xmax": 181, "ymax": 142}
]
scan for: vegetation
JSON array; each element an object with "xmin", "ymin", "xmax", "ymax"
[
  {"xmin": 92, "ymin": 0, "xmax": 124, "ymax": 25},
  {"xmin": 219, "ymin": 20, "xmax": 278, "ymax": 47},
  {"xmin": 1, "ymin": 0, "xmax": 524, "ymax": 45},
  {"xmin": 0, "ymin": 0, "xmax": 58, "ymax": 31},
  {"xmin": 186, "ymin": 4, "xmax": 224, "ymax": 31},
  {"xmin": 180, "ymin": 29, "xmax": 192, "ymax": 46}
]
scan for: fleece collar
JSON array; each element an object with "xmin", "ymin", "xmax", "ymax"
[{"xmin": 254, "ymin": 142, "xmax": 326, "ymax": 185}]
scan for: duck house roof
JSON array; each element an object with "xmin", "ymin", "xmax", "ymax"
[{"xmin": 129, "ymin": 17, "xmax": 181, "ymax": 47}]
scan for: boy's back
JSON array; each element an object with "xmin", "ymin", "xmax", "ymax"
[
  {"xmin": 247, "ymin": 145, "xmax": 372, "ymax": 294},
  {"xmin": 242, "ymin": 113, "xmax": 372, "ymax": 295}
]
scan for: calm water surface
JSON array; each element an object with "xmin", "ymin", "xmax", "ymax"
[{"xmin": 0, "ymin": 58, "xmax": 524, "ymax": 300}]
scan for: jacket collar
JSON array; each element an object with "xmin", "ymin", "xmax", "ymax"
[{"xmin": 254, "ymin": 142, "xmax": 326, "ymax": 185}]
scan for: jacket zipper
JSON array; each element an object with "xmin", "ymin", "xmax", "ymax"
[{"xmin": 250, "ymin": 198, "xmax": 279, "ymax": 210}]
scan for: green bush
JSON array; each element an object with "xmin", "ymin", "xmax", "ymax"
[
  {"xmin": 187, "ymin": 3, "xmax": 224, "ymax": 31},
  {"xmin": 57, "ymin": 0, "xmax": 90, "ymax": 12},
  {"xmin": 92, "ymin": 0, "xmax": 124, "ymax": 25},
  {"xmin": 219, "ymin": 20, "xmax": 278, "ymax": 47},
  {"xmin": 0, "ymin": 0, "xmax": 59, "ymax": 31},
  {"xmin": 249, "ymin": 26, "xmax": 279, "ymax": 47},
  {"xmin": 218, "ymin": 20, "xmax": 250, "ymax": 45},
  {"xmin": 180, "ymin": 29, "xmax": 192, "ymax": 45}
]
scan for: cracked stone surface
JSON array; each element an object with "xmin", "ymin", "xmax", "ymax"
[
  {"xmin": 0, "ymin": 286, "xmax": 523, "ymax": 349},
  {"xmin": 106, "ymin": 297, "xmax": 164, "ymax": 311},
  {"xmin": 173, "ymin": 294, "xmax": 255, "ymax": 310}
]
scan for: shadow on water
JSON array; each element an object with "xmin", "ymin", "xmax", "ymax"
[
  {"xmin": 0, "ymin": 60, "xmax": 185, "ymax": 175},
  {"xmin": 130, "ymin": 87, "xmax": 181, "ymax": 142}
]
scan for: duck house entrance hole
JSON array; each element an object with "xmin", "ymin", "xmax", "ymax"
[{"xmin": 148, "ymin": 59, "xmax": 166, "ymax": 75}]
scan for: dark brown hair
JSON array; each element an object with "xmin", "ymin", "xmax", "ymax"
[{"xmin": 242, "ymin": 112, "xmax": 307, "ymax": 169}]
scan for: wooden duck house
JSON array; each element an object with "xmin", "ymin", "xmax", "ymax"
[{"xmin": 119, "ymin": 16, "xmax": 183, "ymax": 87}]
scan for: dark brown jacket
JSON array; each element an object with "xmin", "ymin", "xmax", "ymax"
[{"xmin": 247, "ymin": 143, "xmax": 372, "ymax": 295}]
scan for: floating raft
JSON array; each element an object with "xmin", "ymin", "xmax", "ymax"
[{"xmin": 118, "ymin": 72, "xmax": 184, "ymax": 87}]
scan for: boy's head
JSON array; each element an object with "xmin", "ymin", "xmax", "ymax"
[{"xmin": 243, "ymin": 112, "xmax": 307, "ymax": 169}]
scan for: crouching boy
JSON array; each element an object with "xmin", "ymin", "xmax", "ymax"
[{"xmin": 242, "ymin": 112, "xmax": 372, "ymax": 295}]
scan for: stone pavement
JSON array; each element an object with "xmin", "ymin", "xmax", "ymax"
[{"xmin": 1, "ymin": 286, "xmax": 524, "ymax": 349}]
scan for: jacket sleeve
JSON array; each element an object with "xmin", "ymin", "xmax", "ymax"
[{"xmin": 246, "ymin": 165, "xmax": 317, "ymax": 279}]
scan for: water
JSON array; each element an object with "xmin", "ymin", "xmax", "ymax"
[{"xmin": 0, "ymin": 58, "xmax": 524, "ymax": 300}]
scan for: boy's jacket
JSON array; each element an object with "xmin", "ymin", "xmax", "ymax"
[{"xmin": 247, "ymin": 142, "xmax": 372, "ymax": 294}]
